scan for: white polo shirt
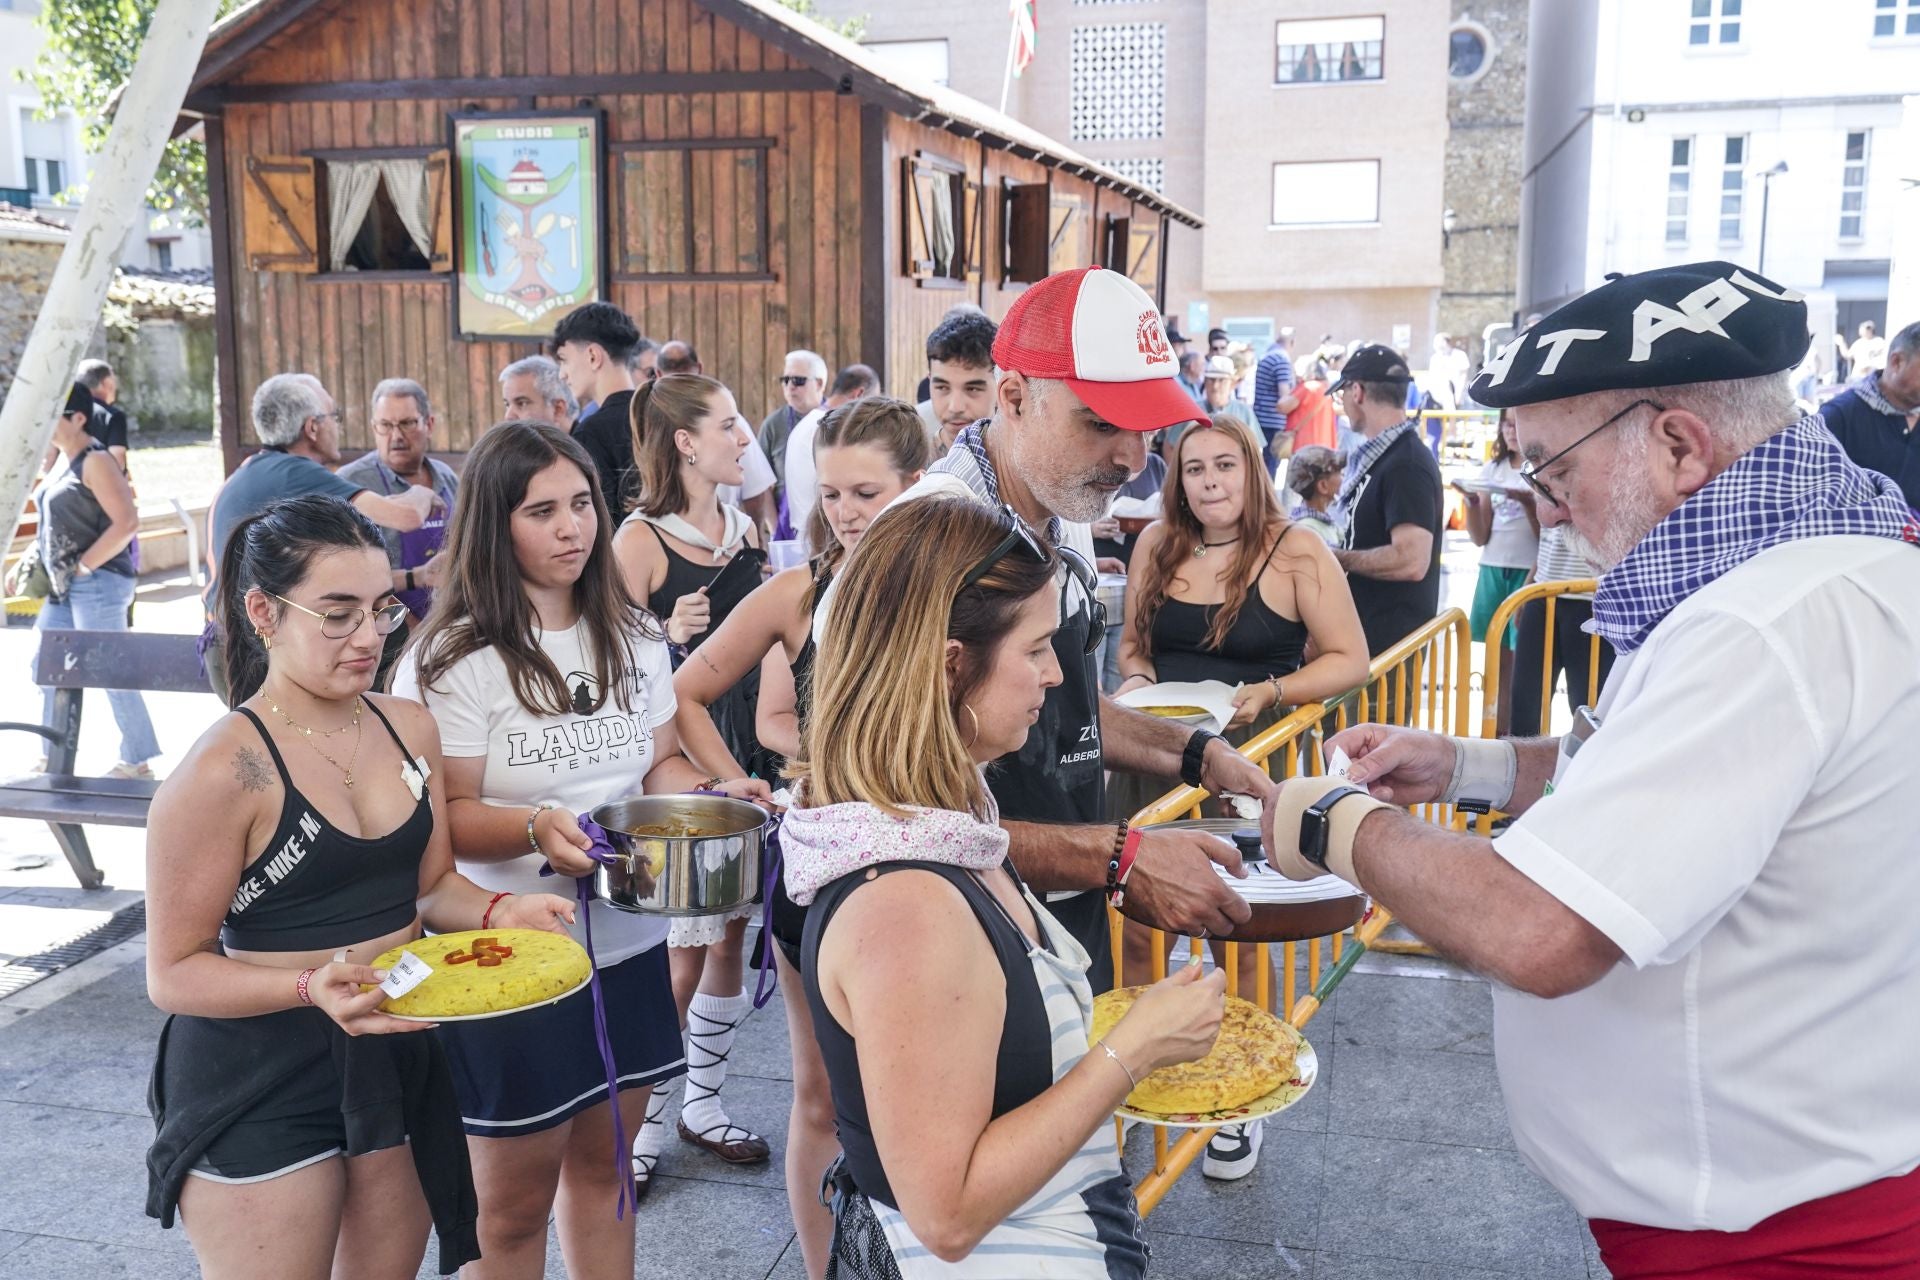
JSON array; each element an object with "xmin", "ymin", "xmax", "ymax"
[{"xmin": 1491, "ymin": 536, "xmax": 1920, "ymax": 1230}]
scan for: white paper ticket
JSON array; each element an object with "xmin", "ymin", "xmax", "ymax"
[
  {"xmin": 1324, "ymin": 745, "xmax": 1354, "ymax": 781},
  {"xmin": 378, "ymin": 950, "xmax": 434, "ymax": 999}
]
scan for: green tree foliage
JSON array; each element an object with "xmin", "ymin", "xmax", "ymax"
[
  {"xmin": 772, "ymin": 0, "xmax": 867, "ymax": 42},
  {"xmin": 27, "ymin": 0, "xmax": 245, "ymax": 225}
]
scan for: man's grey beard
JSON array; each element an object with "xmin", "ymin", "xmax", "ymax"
[{"xmin": 1564, "ymin": 431, "xmax": 1666, "ymax": 570}]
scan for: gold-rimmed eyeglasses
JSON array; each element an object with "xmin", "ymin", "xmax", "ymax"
[{"xmin": 268, "ymin": 592, "xmax": 410, "ymax": 639}]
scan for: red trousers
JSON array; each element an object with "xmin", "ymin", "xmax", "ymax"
[{"xmin": 1590, "ymin": 1164, "xmax": 1920, "ymax": 1279}]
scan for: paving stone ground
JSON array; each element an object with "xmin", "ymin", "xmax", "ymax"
[{"xmin": 0, "ymin": 556, "xmax": 1611, "ymax": 1278}]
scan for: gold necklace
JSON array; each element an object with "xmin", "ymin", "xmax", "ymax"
[{"xmin": 264, "ymin": 692, "xmax": 365, "ymax": 788}]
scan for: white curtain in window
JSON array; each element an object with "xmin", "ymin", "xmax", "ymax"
[
  {"xmin": 327, "ymin": 161, "xmax": 382, "ymax": 270},
  {"xmin": 929, "ymin": 175, "xmax": 956, "ymax": 275},
  {"xmin": 377, "ymin": 158, "xmax": 435, "ymax": 260}
]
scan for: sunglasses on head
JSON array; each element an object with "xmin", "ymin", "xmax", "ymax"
[{"xmin": 959, "ymin": 507, "xmax": 1105, "ymax": 655}]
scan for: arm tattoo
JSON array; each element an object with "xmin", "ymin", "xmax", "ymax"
[
  {"xmin": 697, "ymin": 649, "xmax": 722, "ymax": 676},
  {"xmin": 233, "ymin": 746, "xmax": 274, "ymax": 793}
]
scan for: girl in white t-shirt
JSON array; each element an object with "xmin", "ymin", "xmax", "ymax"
[
  {"xmin": 1458, "ymin": 412, "xmax": 1541, "ymax": 734},
  {"xmin": 394, "ymin": 422, "xmax": 766, "ymax": 1278}
]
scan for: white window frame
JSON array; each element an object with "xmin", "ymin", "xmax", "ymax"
[
  {"xmin": 1666, "ymin": 137, "xmax": 1692, "ymax": 246},
  {"xmin": 1718, "ymin": 135, "xmax": 1746, "ymax": 245},
  {"xmin": 1274, "ymin": 16, "xmax": 1386, "ymax": 86},
  {"xmin": 1871, "ymin": 0, "xmax": 1920, "ymax": 39},
  {"xmin": 1839, "ymin": 130, "xmax": 1870, "ymax": 240},
  {"xmin": 1270, "ymin": 159, "xmax": 1381, "ymax": 228},
  {"xmin": 1688, "ymin": 0, "xmax": 1743, "ymax": 48}
]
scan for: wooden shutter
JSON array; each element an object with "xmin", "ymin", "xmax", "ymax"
[
  {"xmin": 241, "ymin": 155, "xmax": 318, "ymax": 273},
  {"xmin": 1047, "ymin": 191, "xmax": 1089, "ymax": 275},
  {"xmin": 902, "ymin": 157, "xmax": 935, "ymax": 279},
  {"xmin": 963, "ymin": 178, "xmax": 985, "ymax": 282},
  {"xmin": 1104, "ymin": 214, "xmax": 1131, "ymax": 272},
  {"xmin": 1004, "ymin": 182, "xmax": 1050, "ymax": 284},
  {"xmin": 425, "ymin": 149, "xmax": 452, "ymax": 271},
  {"xmin": 1127, "ymin": 221, "xmax": 1160, "ymax": 294}
]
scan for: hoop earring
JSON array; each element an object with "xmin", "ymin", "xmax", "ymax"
[
  {"xmin": 961, "ymin": 703, "xmax": 980, "ymax": 748},
  {"xmin": 684, "ymin": 451, "xmax": 698, "ymax": 466}
]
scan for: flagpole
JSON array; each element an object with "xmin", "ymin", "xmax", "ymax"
[{"xmin": 999, "ymin": 13, "xmax": 1018, "ymax": 116}]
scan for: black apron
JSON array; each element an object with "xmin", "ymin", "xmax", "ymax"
[{"xmin": 983, "ymin": 569, "xmax": 1114, "ymax": 992}]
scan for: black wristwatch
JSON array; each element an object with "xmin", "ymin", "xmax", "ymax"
[
  {"xmin": 1298, "ymin": 786, "xmax": 1372, "ymax": 870},
  {"xmin": 405, "ymin": 569, "xmax": 417, "ymax": 591},
  {"xmin": 1179, "ymin": 729, "xmax": 1223, "ymax": 788}
]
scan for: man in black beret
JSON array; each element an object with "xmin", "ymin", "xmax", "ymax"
[{"xmin": 1257, "ymin": 261, "xmax": 1920, "ymax": 1275}]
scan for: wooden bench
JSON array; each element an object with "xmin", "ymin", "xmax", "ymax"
[{"xmin": 0, "ymin": 629, "xmax": 212, "ymax": 889}]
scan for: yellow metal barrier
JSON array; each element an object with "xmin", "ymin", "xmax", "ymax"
[
  {"xmin": 1479, "ymin": 578, "xmax": 1602, "ymax": 740},
  {"xmin": 1120, "ymin": 608, "xmax": 1472, "ymax": 1215}
]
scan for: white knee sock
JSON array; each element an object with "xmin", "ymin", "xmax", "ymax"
[
  {"xmin": 632, "ymin": 1077, "xmax": 673, "ymax": 1165},
  {"xmin": 678, "ymin": 989, "xmax": 755, "ymax": 1139}
]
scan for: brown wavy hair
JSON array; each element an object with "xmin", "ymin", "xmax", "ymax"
[
  {"xmin": 631, "ymin": 372, "xmax": 729, "ymax": 519},
  {"xmin": 792, "ymin": 496, "xmax": 1057, "ymax": 820},
  {"xmin": 409, "ymin": 420, "xmax": 661, "ymax": 717},
  {"xmin": 804, "ymin": 395, "xmax": 932, "ymax": 585},
  {"xmin": 1132, "ymin": 414, "xmax": 1287, "ymax": 658}
]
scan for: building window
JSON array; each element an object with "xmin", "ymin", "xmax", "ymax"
[
  {"xmin": 1873, "ymin": 0, "xmax": 1920, "ymax": 37},
  {"xmin": 1719, "ymin": 135, "xmax": 1745, "ymax": 243},
  {"xmin": 1071, "ymin": 23, "xmax": 1166, "ymax": 141},
  {"xmin": 150, "ymin": 240, "xmax": 174, "ymax": 271},
  {"xmin": 19, "ymin": 108, "xmax": 68, "ymax": 201},
  {"xmin": 1271, "ymin": 159, "xmax": 1380, "ymax": 226},
  {"xmin": 863, "ymin": 38, "xmax": 950, "ymax": 87},
  {"xmin": 1667, "ymin": 138, "xmax": 1692, "ymax": 244},
  {"xmin": 1840, "ymin": 131, "xmax": 1869, "ymax": 238},
  {"xmin": 1275, "ymin": 16, "xmax": 1385, "ymax": 84},
  {"xmin": 1448, "ymin": 22, "xmax": 1492, "ymax": 81},
  {"xmin": 1689, "ymin": 0, "xmax": 1741, "ymax": 46},
  {"xmin": 1105, "ymin": 156, "xmax": 1165, "ymax": 193}
]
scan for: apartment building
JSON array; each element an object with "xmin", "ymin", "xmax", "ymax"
[
  {"xmin": 1520, "ymin": 0, "xmax": 1920, "ymax": 375},
  {"xmin": 815, "ymin": 0, "xmax": 1523, "ymax": 367}
]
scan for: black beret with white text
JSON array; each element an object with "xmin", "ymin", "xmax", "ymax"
[{"xmin": 1471, "ymin": 261, "xmax": 1810, "ymax": 408}]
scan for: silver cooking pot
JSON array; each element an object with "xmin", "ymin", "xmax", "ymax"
[{"xmin": 587, "ymin": 795, "xmax": 768, "ymax": 916}]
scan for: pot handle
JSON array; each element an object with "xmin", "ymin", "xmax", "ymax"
[{"xmin": 536, "ymin": 812, "xmax": 621, "ymax": 879}]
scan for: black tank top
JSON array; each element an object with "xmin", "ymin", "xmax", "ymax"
[
  {"xmin": 801, "ymin": 861, "xmax": 1056, "ymax": 1210},
  {"xmin": 220, "ymin": 699, "xmax": 433, "ymax": 953},
  {"xmin": 642, "ymin": 523, "xmax": 756, "ymax": 651},
  {"xmin": 1149, "ymin": 559, "xmax": 1310, "ymax": 688}
]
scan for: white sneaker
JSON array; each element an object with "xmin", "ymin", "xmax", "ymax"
[{"xmin": 1202, "ymin": 1119, "xmax": 1264, "ymax": 1181}]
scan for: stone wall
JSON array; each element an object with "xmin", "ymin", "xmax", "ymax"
[
  {"xmin": 1442, "ymin": 1, "xmax": 1529, "ymax": 363},
  {"xmin": 0, "ymin": 237, "xmax": 65, "ymax": 392},
  {"xmin": 103, "ymin": 316, "xmax": 217, "ymax": 435}
]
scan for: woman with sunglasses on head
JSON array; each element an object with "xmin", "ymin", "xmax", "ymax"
[
  {"xmin": 611, "ymin": 374, "xmax": 779, "ymax": 1188},
  {"xmin": 1110, "ymin": 414, "xmax": 1368, "ymax": 1182},
  {"xmin": 783, "ymin": 495, "xmax": 1224, "ymax": 1277},
  {"xmin": 394, "ymin": 423, "xmax": 763, "ymax": 1279},
  {"xmin": 665, "ymin": 395, "xmax": 927, "ymax": 1275},
  {"xmin": 143, "ymin": 494, "xmax": 579, "ymax": 1280}
]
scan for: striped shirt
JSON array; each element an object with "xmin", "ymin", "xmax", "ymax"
[
  {"xmin": 1252, "ymin": 346, "xmax": 1296, "ymax": 435},
  {"xmin": 869, "ymin": 889, "xmax": 1148, "ymax": 1277}
]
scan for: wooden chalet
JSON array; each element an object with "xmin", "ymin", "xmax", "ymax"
[{"xmin": 177, "ymin": 0, "xmax": 1200, "ymax": 468}]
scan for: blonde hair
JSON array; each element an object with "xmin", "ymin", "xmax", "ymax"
[{"xmin": 792, "ymin": 496, "xmax": 1057, "ymax": 820}]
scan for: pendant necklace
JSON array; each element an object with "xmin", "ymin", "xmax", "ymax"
[
  {"xmin": 264, "ymin": 690, "xmax": 365, "ymax": 788},
  {"xmin": 1194, "ymin": 535, "xmax": 1241, "ymax": 559}
]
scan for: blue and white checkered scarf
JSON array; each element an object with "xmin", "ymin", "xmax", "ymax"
[{"xmin": 1593, "ymin": 412, "xmax": 1919, "ymax": 653}]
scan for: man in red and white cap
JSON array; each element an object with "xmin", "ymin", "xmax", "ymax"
[{"xmin": 854, "ymin": 265, "xmax": 1275, "ymax": 990}]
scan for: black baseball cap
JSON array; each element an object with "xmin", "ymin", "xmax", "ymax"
[
  {"xmin": 1207, "ymin": 328, "xmax": 1230, "ymax": 344},
  {"xmin": 1164, "ymin": 318, "xmax": 1189, "ymax": 344},
  {"xmin": 1329, "ymin": 344, "xmax": 1412, "ymax": 393}
]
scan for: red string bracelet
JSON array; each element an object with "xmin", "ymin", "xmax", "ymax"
[{"xmin": 482, "ymin": 891, "xmax": 513, "ymax": 930}]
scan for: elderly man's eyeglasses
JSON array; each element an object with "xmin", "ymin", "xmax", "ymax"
[
  {"xmin": 269, "ymin": 592, "xmax": 409, "ymax": 639},
  {"xmin": 1518, "ymin": 399, "xmax": 1665, "ymax": 506},
  {"xmin": 959, "ymin": 507, "xmax": 1105, "ymax": 655},
  {"xmin": 372, "ymin": 416, "xmax": 425, "ymax": 436}
]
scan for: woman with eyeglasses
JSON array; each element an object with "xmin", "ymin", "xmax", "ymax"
[
  {"xmin": 142, "ymin": 494, "xmax": 579, "ymax": 1280},
  {"xmin": 783, "ymin": 495, "xmax": 1225, "ymax": 1276}
]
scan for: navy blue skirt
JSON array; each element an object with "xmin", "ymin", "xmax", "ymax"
[{"xmin": 437, "ymin": 945, "xmax": 684, "ymax": 1138}]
